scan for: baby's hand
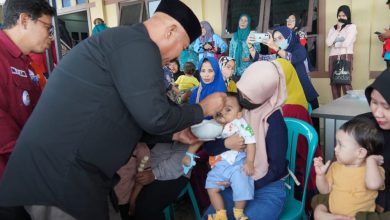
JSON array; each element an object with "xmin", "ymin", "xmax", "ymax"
[
  {"xmin": 367, "ymin": 155, "xmax": 384, "ymax": 166},
  {"xmin": 313, "ymin": 157, "xmax": 331, "ymax": 176},
  {"xmin": 243, "ymin": 161, "xmax": 254, "ymax": 176}
]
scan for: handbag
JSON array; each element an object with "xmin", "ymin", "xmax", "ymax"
[{"xmin": 331, "ymin": 53, "xmax": 351, "ymax": 85}]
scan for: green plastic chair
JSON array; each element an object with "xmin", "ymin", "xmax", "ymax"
[
  {"xmin": 163, "ymin": 182, "xmax": 202, "ymax": 220},
  {"xmin": 307, "ymin": 103, "xmax": 312, "ymax": 116},
  {"xmin": 279, "ymin": 118, "xmax": 318, "ymax": 220}
]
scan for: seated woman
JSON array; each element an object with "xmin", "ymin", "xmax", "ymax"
[
  {"xmin": 189, "ymin": 56, "xmax": 227, "ymax": 212},
  {"xmin": 313, "ymin": 69, "xmax": 390, "ymax": 220},
  {"xmin": 114, "ymin": 141, "xmax": 191, "ymax": 220},
  {"xmin": 179, "ymin": 42, "xmax": 199, "ymax": 78},
  {"xmin": 218, "ymin": 56, "xmax": 237, "ymax": 93},
  {"xmin": 203, "ymin": 60, "xmax": 288, "ymax": 220},
  {"xmin": 193, "ymin": 21, "xmax": 228, "ymax": 61}
]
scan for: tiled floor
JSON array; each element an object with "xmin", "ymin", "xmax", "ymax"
[{"xmin": 108, "ymin": 195, "xmax": 197, "ymax": 220}]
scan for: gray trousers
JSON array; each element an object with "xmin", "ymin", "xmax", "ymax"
[{"xmin": 24, "ymin": 205, "xmax": 76, "ymax": 220}]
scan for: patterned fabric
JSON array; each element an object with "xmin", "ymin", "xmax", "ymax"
[
  {"xmin": 230, "ymin": 14, "xmax": 252, "ymax": 76},
  {"xmin": 179, "ymin": 42, "xmax": 199, "ymax": 71},
  {"xmin": 199, "ymin": 21, "xmax": 214, "ymax": 45},
  {"xmin": 218, "ymin": 56, "xmax": 237, "ymax": 92}
]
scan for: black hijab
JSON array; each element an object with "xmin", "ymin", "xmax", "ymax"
[
  {"xmin": 365, "ymin": 68, "xmax": 390, "ymax": 211},
  {"xmin": 334, "ymin": 5, "xmax": 352, "ymax": 31},
  {"xmin": 365, "ymin": 69, "xmax": 390, "ymax": 104}
]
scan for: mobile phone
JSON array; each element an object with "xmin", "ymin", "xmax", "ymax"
[
  {"xmin": 253, "ymin": 33, "xmax": 270, "ymax": 43},
  {"xmin": 374, "ymin": 31, "xmax": 382, "ymax": 35}
]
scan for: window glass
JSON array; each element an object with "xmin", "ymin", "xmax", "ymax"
[
  {"xmin": 147, "ymin": 0, "xmax": 160, "ymax": 18},
  {"xmin": 0, "ymin": 6, "xmax": 3, "ymax": 26},
  {"xmin": 226, "ymin": 0, "xmax": 261, "ymax": 34},
  {"xmin": 268, "ymin": 0, "xmax": 309, "ymax": 28},
  {"xmin": 62, "ymin": 0, "xmax": 71, "ymax": 8},
  {"xmin": 119, "ymin": 2, "xmax": 146, "ymax": 26},
  {"xmin": 307, "ymin": 0, "xmax": 318, "ymax": 70},
  {"xmin": 76, "ymin": 0, "xmax": 87, "ymax": 4}
]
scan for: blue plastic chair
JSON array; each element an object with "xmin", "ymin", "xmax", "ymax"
[
  {"xmin": 163, "ymin": 182, "xmax": 202, "ymax": 220},
  {"xmin": 279, "ymin": 118, "xmax": 318, "ymax": 220}
]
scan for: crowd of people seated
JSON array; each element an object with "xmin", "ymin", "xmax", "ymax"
[{"xmin": 2, "ymin": 0, "xmax": 390, "ymax": 220}]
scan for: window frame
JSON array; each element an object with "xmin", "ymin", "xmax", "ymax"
[
  {"xmin": 221, "ymin": 0, "xmax": 326, "ymax": 78},
  {"xmin": 221, "ymin": 0, "xmax": 266, "ymax": 39},
  {"xmin": 263, "ymin": 0, "xmax": 314, "ymax": 32},
  {"xmin": 144, "ymin": 0, "xmax": 160, "ymax": 18},
  {"xmin": 76, "ymin": 0, "xmax": 89, "ymax": 5},
  {"xmin": 118, "ymin": 0, "xmax": 145, "ymax": 25},
  {"xmin": 0, "ymin": 5, "xmax": 3, "ymax": 24}
]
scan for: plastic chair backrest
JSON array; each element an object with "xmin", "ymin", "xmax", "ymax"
[
  {"xmin": 307, "ymin": 103, "xmax": 312, "ymax": 116},
  {"xmin": 280, "ymin": 117, "xmax": 318, "ymax": 220}
]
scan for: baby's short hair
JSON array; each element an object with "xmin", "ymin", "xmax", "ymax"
[
  {"xmin": 339, "ymin": 116, "xmax": 384, "ymax": 156},
  {"xmin": 184, "ymin": 62, "xmax": 196, "ymax": 75},
  {"xmin": 226, "ymin": 92, "xmax": 241, "ymax": 111}
]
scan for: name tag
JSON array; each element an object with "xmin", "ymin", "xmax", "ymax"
[{"xmin": 10, "ymin": 66, "xmax": 27, "ymax": 77}]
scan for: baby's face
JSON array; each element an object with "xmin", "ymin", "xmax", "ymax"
[{"xmin": 214, "ymin": 96, "xmax": 242, "ymax": 125}]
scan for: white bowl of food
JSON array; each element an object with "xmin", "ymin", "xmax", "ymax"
[
  {"xmin": 191, "ymin": 119, "xmax": 223, "ymax": 141},
  {"xmin": 346, "ymin": 90, "xmax": 365, "ymax": 99}
]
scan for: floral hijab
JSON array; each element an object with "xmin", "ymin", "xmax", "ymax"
[
  {"xmin": 218, "ymin": 56, "xmax": 237, "ymax": 92},
  {"xmin": 200, "ymin": 21, "xmax": 215, "ymax": 45}
]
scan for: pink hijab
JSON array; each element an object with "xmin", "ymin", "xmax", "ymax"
[{"xmin": 236, "ymin": 61, "xmax": 287, "ymax": 180}]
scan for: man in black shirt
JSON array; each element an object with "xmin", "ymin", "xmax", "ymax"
[{"xmin": 0, "ymin": 0, "xmax": 226, "ymax": 219}]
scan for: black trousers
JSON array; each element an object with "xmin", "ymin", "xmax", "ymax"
[
  {"xmin": 132, "ymin": 176, "xmax": 188, "ymax": 220},
  {"xmin": 0, "ymin": 206, "xmax": 31, "ymax": 220}
]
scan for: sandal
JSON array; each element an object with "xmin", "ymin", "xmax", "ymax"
[{"xmin": 182, "ymin": 152, "xmax": 199, "ymax": 175}]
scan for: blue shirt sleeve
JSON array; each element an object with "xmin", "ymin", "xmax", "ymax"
[
  {"xmin": 213, "ymin": 34, "xmax": 228, "ymax": 54},
  {"xmin": 254, "ymin": 110, "xmax": 289, "ymax": 189},
  {"xmin": 193, "ymin": 38, "xmax": 203, "ymax": 53}
]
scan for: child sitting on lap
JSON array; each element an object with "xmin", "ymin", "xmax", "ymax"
[
  {"xmin": 313, "ymin": 116, "xmax": 385, "ymax": 217},
  {"xmin": 183, "ymin": 92, "xmax": 256, "ymax": 220}
]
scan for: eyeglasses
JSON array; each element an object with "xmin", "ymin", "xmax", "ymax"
[
  {"xmin": 37, "ymin": 19, "xmax": 54, "ymax": 37},
  {"xmin": 286, "ymin": 19, "xmax": 296, "ymax": 22}
]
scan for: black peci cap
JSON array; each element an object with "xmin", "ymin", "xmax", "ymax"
[{"xmin": 155, "ymin": 0, "xmax": 201, "ymax": 43}]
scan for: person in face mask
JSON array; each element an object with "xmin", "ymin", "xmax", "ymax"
[
  {"xmin": 326, "ymin": 5, "xmax": 357, "ymax": 99},
  {"xmin": 202, "ymin": 61, "xmax": 289, "ymax": 219},
  {"xmin": 246, "ymin": 26, "xmax": 320, "ymax": 133}
]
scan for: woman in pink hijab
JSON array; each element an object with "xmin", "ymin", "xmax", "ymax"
[{"xmin": 203, "ymin": 61, "xmax": 288, "ymax": 219}]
